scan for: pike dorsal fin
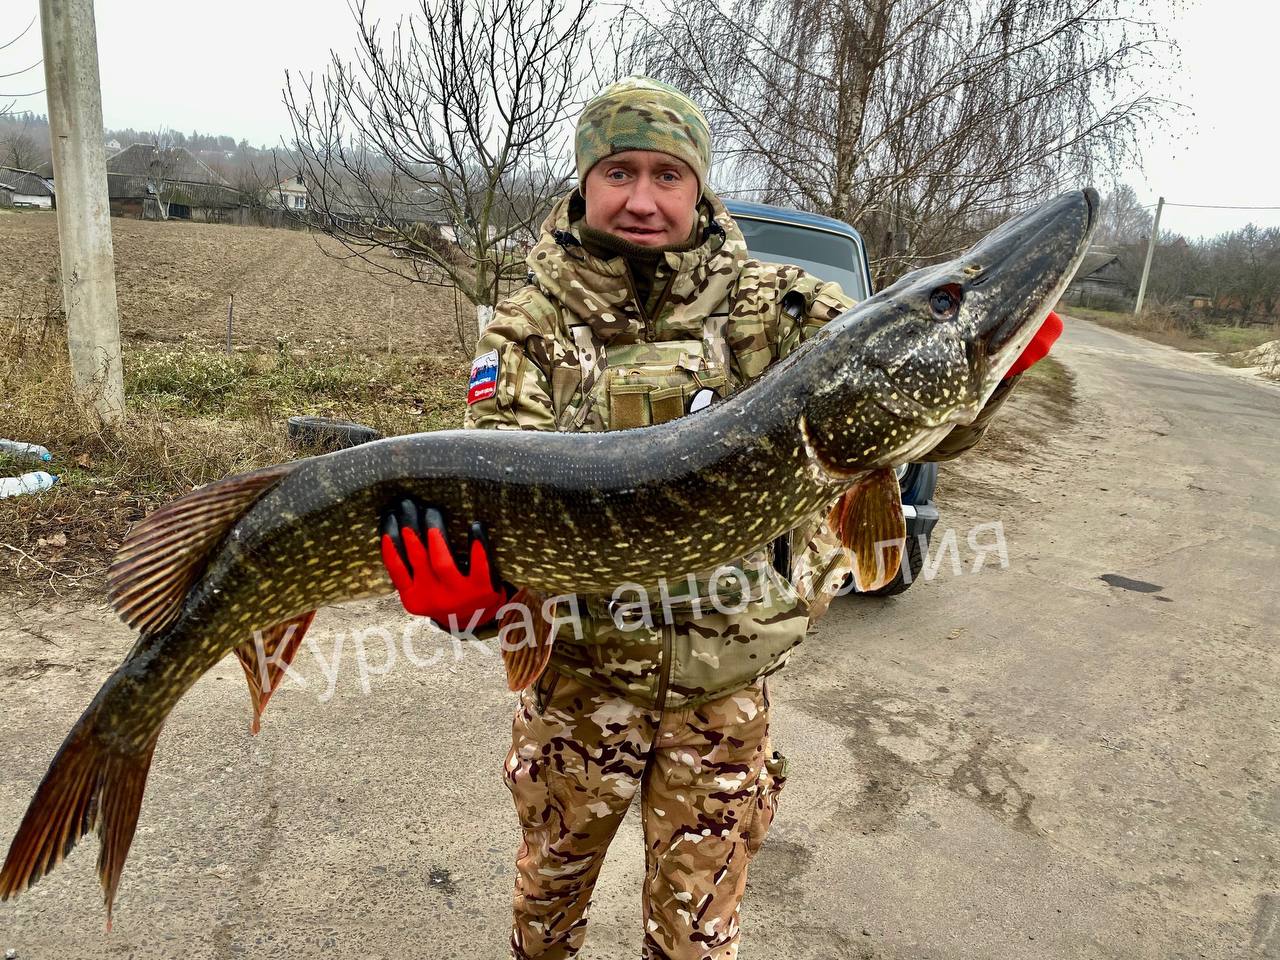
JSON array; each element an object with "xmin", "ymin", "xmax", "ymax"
[
  {"xmin": 830, "ymin": 467, "xmax": 906, "ymax": 592},
  {"xmin": 235, "ymin": 611, "xmax": 316, "ymax": 734},
  {"xmin": 107, "ymin": 463, "xmax": 297, "ymax": 635}
]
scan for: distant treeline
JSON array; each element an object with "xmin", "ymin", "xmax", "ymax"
[
  {"xmin": 1095, "ymin": 185, "xmax": 1280, "ymax": 322},
  {"xmin": 0, "ymin": 111, "xmax": 290, "ymax": 193},
  {"xmin": 1123, "ymin": 226, "xmax": 1280, "ymax": 322}
]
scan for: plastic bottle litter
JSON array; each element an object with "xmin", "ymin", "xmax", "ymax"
[
  {"xmin": 0, "ymin": 439, "xmax": 53, "ymax": 462},
  {"xmin": 0, "ymin": 471, "xmax": 59, "ymax": 499}
]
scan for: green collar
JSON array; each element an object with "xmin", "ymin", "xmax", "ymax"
[{"xmin": 577, "ymin": 223, "xmax": 700, "ymax": 263}]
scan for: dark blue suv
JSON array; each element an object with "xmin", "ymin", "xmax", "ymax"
[{"xmin": 723, "ymin": 199, "xmax": 940, "ymax": 596}]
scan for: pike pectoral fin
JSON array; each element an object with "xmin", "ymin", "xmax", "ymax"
[
  {"xmin": 499, "ymin": 587, "xmax": 555, "ymax": 691},
  {"xmin": 234, "ymin": 611, "xmax": 317, "ymax": 734},
  {"xmin": 830, "ymin": 467, "xmax": 906, "ymax": 592},
  {"xmin": 0, "ymin": 707, "xmax": 161, "ymax": 929},
  {"xmin": 107, "ymin": 463, "xmax": 297, "ymax": 636}
]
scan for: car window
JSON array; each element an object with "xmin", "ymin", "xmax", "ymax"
[{"xmin": 732, "ymin": 216, "xmax": 868, "ymax": 299}]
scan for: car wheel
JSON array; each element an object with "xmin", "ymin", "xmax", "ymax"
[
  {"xmin": 287, "ymin": 415, "xmax": 382, "ymax": 452},
  {"xmin": 897, "ymin": 461, "xmax": 938, "ymax": 503},
  {"xmin": 861, "ymin": 533, "xmax": 925, "ymax": 597}
]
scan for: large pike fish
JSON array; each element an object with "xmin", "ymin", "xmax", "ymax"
[{"xmin": 0, "ymin": 188, "xmax": 1097, "ymax": 920}]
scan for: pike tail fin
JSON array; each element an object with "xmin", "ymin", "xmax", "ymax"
[
  {"xmin": 0, "ymin": 704, "xmax": 161, "ymax": 928},
  {"xmin": 830, "ymin": 467, "xmax": 906, "ymax": 592},
  {"xmin": 499, "ymin": 587, "xmax": 555, "ymax": 691}
]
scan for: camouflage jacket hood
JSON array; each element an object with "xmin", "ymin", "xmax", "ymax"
[{"xmin": 526, "ymin": 189, "xmax": 749, "ymax": 342}]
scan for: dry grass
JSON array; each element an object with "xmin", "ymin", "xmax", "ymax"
[
  {"xmin": 1067, "ymin": 305, "xmax": 1280, "ymax": 356},
  {"xmin": 0, "ymin": 316, "xmax": 468, "ymax": 601},
  {"xmin": 0, "ymin": 212, "xmax": 477, "ymax": 602}
]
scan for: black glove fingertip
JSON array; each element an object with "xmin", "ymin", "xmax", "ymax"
[
  {"xmin": 399, "ymin": 497, "xmax": 424, "ymax": 538},
  {"xmin": 423, "ymin": 506, "xmax": 446, "ymax": 534},
  {"xmin": 424, "ymin": 506, "xmax": 470, "ymax": 574},
  {"xmin": 468, "ymin": 519, "xmax": 504, "ymax": 590},
  {"xmin": 379, "ymin": 510, "xmax": 414, "ymax": 576},
  {"xmin": 380, "ymin": 509, "xmax": 400, "ymax": 541}
]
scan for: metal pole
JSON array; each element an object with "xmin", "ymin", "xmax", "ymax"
[
  {"xmin": 1134, "ymin": 195, "xmax": 1164, "ymax": 316},
  {"xmin": 226, "ymin": 294, "xmax": 234, "ymax": 354},
  {"xmin": 40, "ymin": 0, "xmax": 125, "ymax": 426}
]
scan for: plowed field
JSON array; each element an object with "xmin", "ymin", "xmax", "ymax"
[{"xmin": 0, "ymin": 209, "xmax": 465, "ymax": 355}]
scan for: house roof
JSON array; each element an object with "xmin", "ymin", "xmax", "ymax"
[
  {"xmin": 105, "ymin": 174, "xmax": 241, "ymax": 208},
  {"xmin": 160, "ymin": 180, "xmax": 242, "ymax": 208},
  {"xmin": 102, "ymin": 144, "xmax": 241, "ymax": 207},
  {"xmin": 0, "ymin": 167, "xmax": 54, "ymax": 197},
  {"xmin": 105, "ymin": 143, "xmax": 233, "ymax": 187},
  {"xmin": 105, "ymin": 173, "xmax": 153, "ymax": 199},
  {"xmin": 1078, "ymin": 251, "xmax": 1121, "ymax": 277}
]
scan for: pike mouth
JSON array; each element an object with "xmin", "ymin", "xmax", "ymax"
[{"xmin": 982, "ymin": 188, "xmax": 1097, "ymax": 356}]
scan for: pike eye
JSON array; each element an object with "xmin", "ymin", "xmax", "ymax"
[{"xmin": 930, "ymin": 284, "xmax": 962, "ymax": 319}]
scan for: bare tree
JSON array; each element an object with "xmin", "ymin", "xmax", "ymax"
[
  {"xmin": 1096, "ymin": 183, "xmax": 1153, "ymax": 247},
  {"xmin": 628, "ymin": 0, "xmax": 1177, "ymax": 286},
  {"xmin": 1110, "ymin": 223, "xmax": 1280, "ymax": 323},
  {"xmin": 0, "ymin": 16, "xmax": 43, "ymax": 120},
  {"xmin": 285, "ymin": 0, "xmax": 596, "ymax": 351},
  {"xmin": 1132, "ymin": 231, "xmax": 1200, "ymax": 306},
  {"xmin": 2, "ymin": 129, "xmax": 40, "ymax": 169},
  {"xmin": 232, "ymin": 156, "xmax": 272, "ymax": 208},
  {"xmin": 145, "ymin": 127, "xmax": 183, "ymax": 220},
  {"xmin": 1203, "ymin": 224, "xmax": 1280, "ymax": 321}
]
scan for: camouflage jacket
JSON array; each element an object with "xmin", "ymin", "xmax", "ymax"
[{"xmin": 462, "ymin": 189, "xmax": 1011, "ymax": 708}]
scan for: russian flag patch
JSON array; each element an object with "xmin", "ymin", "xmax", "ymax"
[{"xmin": 467, "ymin": 349, "xmax": 499, "ymax": 404}]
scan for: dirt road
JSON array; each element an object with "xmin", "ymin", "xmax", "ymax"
[{"xmin": 1, "ymin": 316, "xmax": 1277, "ymax": 958}]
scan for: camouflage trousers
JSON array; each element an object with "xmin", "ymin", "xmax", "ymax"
[{"xmin": 504, "ymin": 672, "xmax": 787, "ymax": 960}]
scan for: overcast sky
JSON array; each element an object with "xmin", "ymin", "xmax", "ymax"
[{"xmin": 4, "ymin": 0, "xmax": 1277, "ymax": 238}]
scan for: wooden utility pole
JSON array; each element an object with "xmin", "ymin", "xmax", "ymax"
[
  {"xmin": 1134, "ymin": 195, "xmax": 1164, "ymax": 316},
  {"xmin": 40, "ymin": 0, "xmax": 124, "ymax": 426}
]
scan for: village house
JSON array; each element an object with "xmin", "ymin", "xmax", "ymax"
[
  {"xmin": 264, "ymin": 174, "xmax": 308, "ymax": 212},
  {"xmin": 0, "ymin": 167, "xmax": 55, "ymax": 208},
  {"xmin": 1063, "ymin": 246, "xmax": 1132, "ymax": 306},
  {"xmin": 104, "ymin": 143, "xmax": 241, "ymax": 221}
]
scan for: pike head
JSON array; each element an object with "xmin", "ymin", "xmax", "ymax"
[{"xmin": 802, "ymin": 187, "xmax": 1098, "ymax": 474}]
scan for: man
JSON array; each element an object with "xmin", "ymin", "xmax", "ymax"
[{"xmin": 379, "ymin": 78, "xmax": 1061, "ymax": 959}]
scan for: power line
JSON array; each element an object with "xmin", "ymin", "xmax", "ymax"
[{"xmin": 1142, "ymin": 201, "xmax": 1280, "ymax": 211}]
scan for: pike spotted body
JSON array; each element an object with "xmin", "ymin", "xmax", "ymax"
[{"xmin": 0, "ymin": 188, "xmax": 1097, "ymax": 919}]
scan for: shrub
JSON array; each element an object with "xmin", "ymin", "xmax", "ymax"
[{"xmin": 127, "ymin": 350, "xmax": 251, "ymax": 409}]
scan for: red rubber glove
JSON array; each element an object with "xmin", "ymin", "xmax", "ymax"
[
  {"xmin": 1005, "ymin": 310, "xmax": 1063, "ymax": 378},
  {"xmin": 380, "ymin": 498, "xmax": 510, "ymax": 626}
]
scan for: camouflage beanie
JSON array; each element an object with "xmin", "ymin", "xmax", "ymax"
[{"xmin": 575, "ymin": 76, "xmax": 712, "ymax": 192}]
